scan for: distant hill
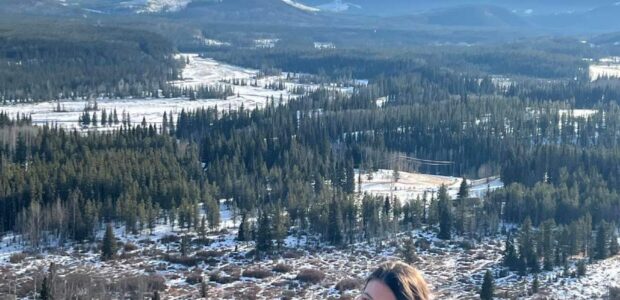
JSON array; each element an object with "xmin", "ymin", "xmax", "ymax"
[
  {"xmin": 300, "ymin": 0, "xmax": 619, "ymax": 15},
  {"xmin": 421, "ymin": 5, "xmax": 528, "ymax": 28},
  {"xmin": 530, "ymin": 3, "xmax": 620, "ymax": 33},
  {"xmin": 3, "ymin": 0, "xmax": 620, "ymax": 36}
]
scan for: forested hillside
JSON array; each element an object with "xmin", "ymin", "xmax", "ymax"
[
  {"xmin": 0, "ymin": 22, "xmax": 182, "ymax": 103},
  {"xmin": 0, "ymin": 118, "xmax": 220, "ymax": 245}
]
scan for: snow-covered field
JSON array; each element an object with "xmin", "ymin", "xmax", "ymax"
[
  {"xmin": 558, "ymin": 109, "xmax": 598, "ymax": 119},
  {"xmin": 358, "ymin": 169, "xmax": 504, "ymax": 202},
  {"xmin": 589, "ymin": 59, "xmax": 620, "ymax": 81},
  {"xmin": 0, "ymin": 54, "xmax": 355, "ymax": 131}
]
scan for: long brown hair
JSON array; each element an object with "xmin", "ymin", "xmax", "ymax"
[{"xmin": 365, "ymin": 261, "xmax": 431, "ymax": 300}]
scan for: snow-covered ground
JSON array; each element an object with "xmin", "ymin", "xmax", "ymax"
[
  {"xmin": 558, "ymin": 109, "xmax": 598, "ymax": 119},
  {"xmin": 138, "ymin": 0, "xmax": 192, "ymax": 13},
  {"xmin": 357, "ymin": 169, "xmax": 504, "ymax": 202},
  {"xmin": 0, "ymin": 54, "xmax": 356, "ymax": 131},
  {"xmin": 317, "ymin": 0, "xmax": 361, "ymax": 12},
  {"xmin": 1, "ymin": 192, "xmax": 619, "ymax": 299},
  {"xmin": 539, "ymin": 255, "xmax": 620, "ymax": 299},
  {"xmin": 589, "ymin": 59, "xmax": 620, "ymax": 81},
  {"xmin": 281, "ymin": 0, "xmax": 320, "ymax": 12}
]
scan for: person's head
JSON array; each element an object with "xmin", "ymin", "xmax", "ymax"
[{"xmin": 358, "ymin": 261, "xmax": 430, "ymax": 300}]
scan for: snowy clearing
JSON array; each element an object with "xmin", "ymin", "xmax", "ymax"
[
  {"xmin": 558, "ymin": 109, "xmax": 598, "ymax": 119},
  {"xmin": 357, "ymin": 169, "xmax": 504, "ymax": 202},
  {"xmin": 589, "ymin": 57, "xmax": 620, "ymax": 81},
  {"xmin": 0, "ymin": 54, "xmax": 358, "ymax": 131}
]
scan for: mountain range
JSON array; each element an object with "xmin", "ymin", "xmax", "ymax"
[{"xmin": 4, "ymin": 0, "xmax": 620, "ymax": 34}]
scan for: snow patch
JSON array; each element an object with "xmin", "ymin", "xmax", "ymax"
[
  {"xmin": 590, "ymin": 57, "xmax": 620, "ymax": 81},
  {"xmin": 281, "ymin": 0, "xmax": 320, "ymax": 12},
  {"xmin": 139, "ymin": 0, "xmax": 191, "ymax": 13},
  {"xmin": 357, "ymin": 169, "xmax": 503, "ymax": 202},
  {"xmin": 317, "ymin": 0, "xmax": 360, "ymax": 12}
]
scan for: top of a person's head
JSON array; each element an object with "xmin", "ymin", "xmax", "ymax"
[{"xmin": 362, "ymin": 261, "xmax": 430, "ymax": 300}]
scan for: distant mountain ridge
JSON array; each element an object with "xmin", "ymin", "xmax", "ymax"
[
  {"xmin": 300, "ymin": 0, "xmax": 620, "ymax": 16},
  {"xmin": 4, "ymin": 0, "xmax": 620, "ymax": 34}
]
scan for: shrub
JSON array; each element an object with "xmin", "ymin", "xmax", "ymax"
[
  {"xmin": 193, "ymin": 237, "xmax": 212, "ymax": 245},
  {"xmin": 459, "ymin": 240, "xmax": 475, "ymax": 250},
  {"xmin": 209, "ymin": 272, "xmax": 240, "ymax": 284},
  {"xmin": 609, "ymin": 286, "xmax": 620, "ymax": 300},
  {"xmin": 282, "ymin": 250, "xmax": 303, "ymax": 259},
  {"xmin": 124, "ymin": 242, "xmax": 139, "ymax": 252},
  {"xmin": 242, "ymin": 268, "xmax": 273, "ymax": 279},
  {"xmin": 164, "ymin": 255, "xmax": 201, "ymax": 267},
  {"xmin": 336, "ymin": 278, "xmax": 360, "ymax": 292},
  {"xmin": 296, "ymin": 269, "xmax": 325, "ymax": 284},
  {"xmin": 273, "ymin": 263, "xmax": 293, "ymax": 273},
  {"xmin": 415, "ymin": 239, "xmax": 431, "ymax": 251},
  {"xmin": 195, "ymin": 250, "xmax": 224, "ymax": 259},
  {"xmin": 119, "ymin": 251, "xmax": 138, "ymax": 259},
  {"xmin": 145, "ymin": 275, "xmax": 167, "ymax": 291},
  {"xmin": 186, "ymin": 272, "xmax": 203, "ymax": 285},
  {"xmin": 9, "ymin": 252, "xmax": 27, "ymax": 264},
  {"xmin": 160, "ymin": 235, "xmax": 180, "ymax": 244}
]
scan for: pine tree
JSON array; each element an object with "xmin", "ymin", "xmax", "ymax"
[
  {"xmin": 541, "ymin": 219, "xmax": 556, "ymax": 271},
  {"xmin": 344, "ymin": 158, "xmax": 355, "ymax": 194},
  {"xmin": 39, "ymin": 276, "xmax": 51, "ymax": 300},
  {"xmin": 610, "ymin": 225, "xmax": 619, "ymax": 256},
  {"xmin": 206, "ymin": 198, "xmax": 221, "ymax": 230},
  {"xmin": 594, "ymin": 222, "xmax": 609, "ymax": 260},
  {"xmin": 480, "ymin": 270, "xmax": 494, "ymax": 300},
  {"xmin": 238, "ymin": 213, "xmax": 250, "ymax": 242},
  {"xmin": 392, "ymin": 166, "xmax": 400, "ymax": 183},
  {"xmin": 577, "ymin": 260, "xmax": 587, "ymax": 277},
  {"xmin": 15, "ymin": 133, "xmax": 28, "ymax": 163},
  {"xmin": 113, "ymin": 109, "xmax": 119, "ymax": 125},
  {"xmin": 180, "ymin": 235, "xmax": 190, "ymax": 257},
  {"xmin": 200, "ymin": 281, "xmax": 209, "ymax": 298},
  {"xmin": 152, "ymin": 291, "xmax": 161, "ymax": 300},
  {"xmin": 198, "ymin": 216, "xmax": 207, "ymax": 240},
  {"xmin": 272, "ymin": 206, "xmax": 287, "ymax": 250},
  {"xmin": 438, "ymin": 185, "xmax": 452, "ymax": 240},
  {"xmin": 504, "ymin": 235, "xmax": 519, "ymax": 270},
  {"xmin": 532, "ymin": 275, "xmax": 540, "ymax": 294},
  {"xmin": 162, "ymin": 111, "xmax": 168, "ymax": 133},
  {"xmin": 101, "ymin": 223, "xmax": 117, "ymax": 261},
  {"xmin": 519, "ymin": 218, "xmax": 538, "ymax": 273},
  {"xmin": 327, "ymin": 200, "xmax": 344, "ymax": 246},
  {"xmin": 400, "ymin": 237, "xmax": 418, "ymax": 264},
  {"xmin": 101, "ymin": 109, "xmax": 107, "ymax": 126},
  {"xmin": 255, "ymin": 210, "xmax": 273, "ymax": 255},
  {"xmin": 458, "ymin": 178, "xmax": 469, "ymax": 199}
]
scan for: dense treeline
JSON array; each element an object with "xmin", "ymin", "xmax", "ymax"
[
  {"xmin": 0, "ymin": 123, "xmax": 220, "ymax": 246},
  {"xmin": 171, "ymin": 49, "xmax": 620, "ymax": 267},
  {"xmin": 0, "ymin": 22, "xmax": 182, "ymax": 103},
  {"xmin": 174, "ymin": 94, "xmax": 620, "ymax": 246},
  {"xmin": 202, "ymin": 47, "xmax": 620, "ymax": 108},
  {"xmin": 202, "ymin": 45, "xmax": 587, "ymax": 82}
]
